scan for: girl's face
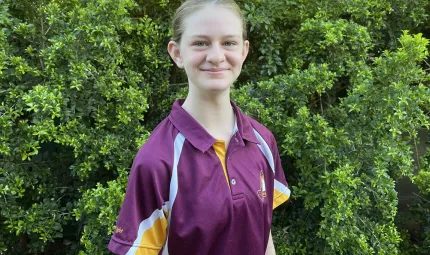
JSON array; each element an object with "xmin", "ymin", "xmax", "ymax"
[{"xmin": 168, "ymin": 5, "xmax": 249, "ymax": 93}]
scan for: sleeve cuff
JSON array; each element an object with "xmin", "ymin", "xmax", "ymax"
[
  {"xmin": 108, "ymin": 237, "xmax": 162, "ymax": 255},
  {"xmin": 273, "ymin": 184, "xmax": 291, "ymax": 210}
]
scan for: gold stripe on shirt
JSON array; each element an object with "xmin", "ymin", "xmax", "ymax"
[
  {"xmin": 273, "ymin": 188, "xmax": 290, "ymax": 209},
  {"xmin": 135, "ymin": 216, "xmax": 168, "ymax": 254}
]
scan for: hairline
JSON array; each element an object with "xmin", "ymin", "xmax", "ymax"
[{"xmin": 171, "ymin": 1, "xmax": 247, "ymax": 44}]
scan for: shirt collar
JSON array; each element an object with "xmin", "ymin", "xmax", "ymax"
[{"xmin": 168, "ymin": 99, "xmax": 259, "ymax": 152}]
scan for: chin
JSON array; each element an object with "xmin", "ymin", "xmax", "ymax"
[
  {"xmin": 189, "ymin": 77, "xmax": 235, "ymax": 93},
  {"xmin": 203, "ymin": 82, "xmax": 232, "ymax": 92}
]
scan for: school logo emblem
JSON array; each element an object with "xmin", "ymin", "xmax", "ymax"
[{"xmin": 257, "ymin": 170, "xmax": 267, "ymax": 202}]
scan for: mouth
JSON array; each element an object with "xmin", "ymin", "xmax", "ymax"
[{"xmin": 201, "ymin": 68, "xmax": 229, "ymax": 75}]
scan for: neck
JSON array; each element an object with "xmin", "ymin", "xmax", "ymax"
[{"xmin": 181, "ymin": 86, "xmax": 235, "ymax": 141}]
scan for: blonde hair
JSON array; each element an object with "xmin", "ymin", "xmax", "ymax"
[{"xmin": 171, "ymin": 0, "xmax": 247, "ymax": 43}]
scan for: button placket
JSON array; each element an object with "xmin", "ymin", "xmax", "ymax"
[{"xmin": 225, "ymin": 137, "xmax": 245, "ymax": 196}]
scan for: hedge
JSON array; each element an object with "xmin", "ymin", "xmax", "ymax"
[{"xmin": 1, "ymin": 0, "xmax": 429, "ymax": 254}]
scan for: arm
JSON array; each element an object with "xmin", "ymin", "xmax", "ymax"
[
  {"xmin": 108, "ymin": 152, "xmax": 170, "ymax": 255},
  {"xmin": 265, "ymin": 230, "xmax": 276, "ymax": 255}
]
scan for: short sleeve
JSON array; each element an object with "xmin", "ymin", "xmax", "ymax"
[
  {"xmin": 271, "ymin": 138, "xmax": 291, "ymax": 210},
  {"xmin": 108, "ymin": 153, "xmax": 170, "ymax": 255}
]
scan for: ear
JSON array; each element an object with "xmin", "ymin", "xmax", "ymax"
[
  {"xmin": 241, "ymin": 40, "xmax": 250, "ymax": 62},
  {"xmin": 168, "ymin": 41, "xmax": 184, "ymax": 69}
]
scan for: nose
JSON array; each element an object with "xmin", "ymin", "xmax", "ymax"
[{"xmin": 206, "ymin": 44, "xmax": 225, "ymax": 64}]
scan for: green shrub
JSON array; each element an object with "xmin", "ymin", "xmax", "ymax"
[
  {"xmin": 0, "ymin": 0, "xmax": 429, "ymax": 254},
  {"xmin": 0, "ymin": 0, "xmax": 169, "ymax": 253}
]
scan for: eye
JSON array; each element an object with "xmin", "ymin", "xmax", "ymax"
[
  {"xmin": 193, "ymin": 41, "xmax": 209, "ymax": 47},
  {"xmin": 223, "ymin": 41, "xmax": 236, "ymax": 46}
]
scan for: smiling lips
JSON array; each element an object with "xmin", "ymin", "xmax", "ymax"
[{"xmin": 201, "ymin": 68, "xmax": 229, "ymax": 75}]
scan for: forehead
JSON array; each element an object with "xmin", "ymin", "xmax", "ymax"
[{"xmin": 182, "ymin": 5, "xmax": 243, "ymax": 39}]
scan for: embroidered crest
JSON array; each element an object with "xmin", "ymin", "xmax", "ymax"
[
  {"xmin": 257, "ymin": 170, "xmax": 267, "ymax": 202},
  {"xmin": 114, "ymin": 225, "xmax": 124, "ymax": 234}
]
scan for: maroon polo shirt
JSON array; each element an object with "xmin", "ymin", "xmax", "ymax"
[{"xmin": 108, "ymin": 99, "xmax": 291, "ymax": 255}]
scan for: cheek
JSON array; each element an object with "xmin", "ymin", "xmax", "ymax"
[
  {"xmin": 226, "ymin": 52, "xmax": 244, "ymax": 68},
  {"xmin": 184, "ymin": 51, "xmax": 206, "ymax": 68}
]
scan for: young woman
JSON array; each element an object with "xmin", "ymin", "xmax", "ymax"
[{"xmin": 108, "ymin": 1, "xmax": 291, "ymax": 254}]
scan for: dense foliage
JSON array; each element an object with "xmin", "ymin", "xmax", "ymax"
[{"xmin": 0, "ymin": 0, "xmax": 429, "ymax": 254}]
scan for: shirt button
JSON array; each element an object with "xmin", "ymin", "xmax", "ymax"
[{"xmin": 231, "ymin": 179, "xmax": 237, "ymax": 185}]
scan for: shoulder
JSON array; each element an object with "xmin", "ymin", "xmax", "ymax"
[
  {"xmin": 244, "ymin": 114, "xmax": 277, "ymax": 146},
  {"xmin": 130, "ymin": 117, "xmax": 177, "ymax": 179}
]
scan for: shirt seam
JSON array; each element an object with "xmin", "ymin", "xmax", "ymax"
[{"xmin": 110, "ymin": 236, "xmax": 162, "ymax": 249}]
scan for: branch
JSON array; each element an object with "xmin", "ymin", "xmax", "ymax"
[
  {"xmin": 358, "ymin": 215, "xmax": 380, "ymax": 246},
  {"xmin": 0, "ymin": 103, "xmax": 16, "ymax": 118},
  {"xmin": 169, "ymin": 82, "xmax": 188, "ymax": 87},
  {"xmin": 39, "ymin": 4, "xmax": 45, "ymax": 72},
  {"xmin": 413, "ymin": 192, "xmax": 430, "ymax": 203},
  {"xmin": 424, "ymin": 59, "xmax": 430, "ymax": 69},
  {"xmin": 414, "ymin": 136, "xmax": 421, "ymax": 170}
]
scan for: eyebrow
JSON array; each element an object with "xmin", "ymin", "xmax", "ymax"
[{"xmin": 190, "ymin": 35, "xmax": 241, "ymax": 39}]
